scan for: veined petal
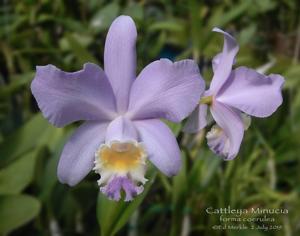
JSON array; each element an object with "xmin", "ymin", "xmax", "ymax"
[
  {"xmin": 209, "ymin": 28, "xmax": 239, "ymax": 94},
  {"xmin": 100, "ymin": 176, "xmax": 143, "ymax": 202},
  {"xmin": 31, "ymin": 63, "xmax": 116, "ymax": 127},
  {"xmin": 134, "ymin": 119, "xmax": 181, "ymax": 176},
  {"xmin": 104, "ymin": 15, "xmax": 137, "ymax": 113},
  {"xmin": 210, "ymin": 101, "xmax": 244, "ymax": 160},
  {"xmin": 216, "ymin": 66, "xmax": 284, "ymax": 117},
  {"xmin": 57, "ymin": 121, "xmax": 108, "ymax": 186},
  {"xmin": 183, "ymin": 104, "xmax": 208, "ymax": 133},
  {"xmin": 128, "ymin": 59, "xmax": 205, "ymax": 122}
]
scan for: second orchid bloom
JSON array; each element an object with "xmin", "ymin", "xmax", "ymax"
[{"xmin": 184, "ymin": 28, "xmax": 284, "ymax": 160}]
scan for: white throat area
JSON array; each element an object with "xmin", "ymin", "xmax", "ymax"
[{"xmin": 94, "ymin": 140, "xmax": 147, "ymax": 201}]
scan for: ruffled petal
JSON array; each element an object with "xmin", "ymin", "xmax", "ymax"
[
  {"xmin": 209, "ymin": 101, "xmax": 244, "ymax": 160},
  {"xmin": 216, "ymin": 66, "xmax": 284, "ymax": 117},
  {"xmin": 57, "ymin": 121, "xmax": 108, "ymax": 186},
  {"xmin": 206, "ymin": 125, "xmax": 230, "ymax": 157},
  {"xmin": 128, "ymin": 59, "xmax": 205, "ymax": 122},
  {"xmin": 209, "ymin": 28, "xmax": 239, "ymax": 94},
  {"xmin": 104, "ymin": 15, "xmax": 137, "ymax": 113},
  {"xmin": 100, "ymin": 176, "xmax": 143, "ymax": 202},
  {"xmin": 31, "ymin": 63, "xmax": 116, "ymax": 127},
  {"xmin": 134, "ymin": 119, "xmax": 181, "ymax": 176},
  {"xmin": 183, "ymin": 104, "xmax": 208, "ymax": 133}
]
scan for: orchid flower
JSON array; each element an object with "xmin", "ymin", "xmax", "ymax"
[
  {"xmin": 31, "ymin": 16, "xmax": 205, "ymax": 201},
  {"xmin": 184, "ymin": 28, "xmax": 284, "ymax": 160}
]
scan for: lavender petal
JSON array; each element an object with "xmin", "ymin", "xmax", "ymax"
[
  {"xmin": 134, "ymin": 119, "xmax": 181, "ymax": 176},
  {"xmin": 209, "ymin": 28, "xmax": 239, "ymax": 94},
  {"xmin": 128, "ymin": 59, "xmax": 205, "ymax": 122},
  {"xmin": 183, "ymin": 104, "xmax": 208, "ymax": 133},
  {"xmin": 31, "ymin": 63, "xmax": 116, "ymax": 127},
  {"xmin": 210, "ymin": 102, "xmax": 244, "ymax": 160},
  {"xmin": 216, "ymin": 66, "xmax": 284, "ymax": 117},
  {"xmin": 104, "ymin": 15, "xmax": 137, "ymax": 113},
  {"xmin": 57, "ymin": 121, "xmax": 108, "ymax": 186}
]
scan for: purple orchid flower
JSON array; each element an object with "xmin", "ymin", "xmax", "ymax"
[
  {"xmin": 31, "ymin": 16, "xmax": 205, "ymax": 201},
  {"xmin": 184, "ymin": 28, "xmax": 284, "ymax": 160}
]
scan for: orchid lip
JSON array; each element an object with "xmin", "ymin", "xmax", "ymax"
[
  {"xmin": 206, "ymin": 125, "xmax": 230, "ymax": 159},
  {"xmin": 94, "ymin": 140, "xmax": 147, "ymax": 201}
]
